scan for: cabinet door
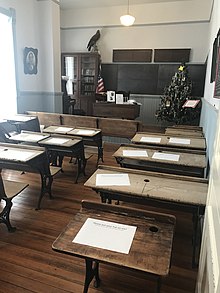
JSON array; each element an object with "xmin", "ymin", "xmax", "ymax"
[
  {"xmin": 62, "ymin": 55, "xmax": 79, "ymax": 100},
  {"xmin": 80, "ymin": 55, "xmax": 97, "ymax": 97}
]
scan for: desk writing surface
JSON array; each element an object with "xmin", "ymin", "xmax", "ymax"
[
  {"xmin": 39, "ymin": 136, "xmax": 81, "ymax": 147},
  {"xmin": 132, "ymin": 132, "xmax": 206, "ymax": 151},
  {"xmin": 43, "ymin": 125, "xmax": 74, "ymax": 134},
  {"xmin": 68, "ymin": 127, "xmax": 101, "ymax": 137},
  {"xmin": 0, "ymin": 145, "xmax": 44, "ymax": 162},
  {"xmin": 84, "ymin": 166, "xmax": 208, "ymax": 206},
  {"xmin": 113, "ymin": 145, "xmax": 206, "ymax": 169},
  {"xmin": 5, "ymin": 114, "xmax": 37, "ymax": 123},
  {"xmin": 9, "ymin": 131, "xmax": 49, "ymax": 143},
  {"xmin": 52, "ymin": 201, "xmax": 175, "ymax": 276}
]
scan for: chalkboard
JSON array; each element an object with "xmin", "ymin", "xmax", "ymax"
[
  {"xmin": 214, "ymin": 47, "xmax": 220, "ymax": 99},
  {"xmin": 102, "ymin": 63, "xmax": 206, "ymax": 97}
]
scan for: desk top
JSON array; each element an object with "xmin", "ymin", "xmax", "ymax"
[
  {"xmin": 132, "ymin": 132, "xmax": 206, "ymax": 151},
  {"xmin": 9, "ymin": 131, "xmax": 49, "ymax": 143},
  {"xmin": 43, "ymin": 125, "xmax": 101, "ymax": 137},
  {"xmin": 113, "ymin": 144, "xmax": 206, "ymax": 168},
  {"xmin": 5, "ymin": 114, "xmax": 37, "ymax": 123},
  {"xmin": 84, "ymin": 165, "xmax": 208, "ymax": 206},
  {"xmin": 52, "ymin": 200, "xmax": 175, "ymax": 276},
  {"xmin": 0, "ymin": 143, "xmax": 45, "ymax": 162}
]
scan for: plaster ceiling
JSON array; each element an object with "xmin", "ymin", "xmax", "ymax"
[{"xmin": 59, "ymin": 0, "xmax": 189, "ymax": 10}]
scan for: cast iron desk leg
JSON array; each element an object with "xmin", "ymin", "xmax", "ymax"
[
  {"xmin": 157, "ymin": 276, "xmax": 161, "ymax": 293},
  {"xmin": 83, "ymin": 259, "xmax": 100, "ymax": 293}
]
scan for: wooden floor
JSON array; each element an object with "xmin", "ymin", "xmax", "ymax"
[{"xmin": 0, "ymin": 143, "xmax": 199, "ymax": 293}]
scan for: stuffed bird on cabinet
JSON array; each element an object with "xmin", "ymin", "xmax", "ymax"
[{"xmin": 87, "ymin": 30, "xmax": 100, "ymax": 51}]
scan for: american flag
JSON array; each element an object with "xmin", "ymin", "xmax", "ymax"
[{"xmin": 96, "ymin": 75, "xmax": 105, "ymax": 93}]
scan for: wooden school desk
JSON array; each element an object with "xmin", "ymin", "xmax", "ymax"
[
  {"xmin": 0, "ymin": 142, "xmax": 60, "ymax": 209},
  {"xmin": 9, "ymin": 131, "xmax": 86, "ymax": 183},
  {"xmin": 113, "ymin": 144, "xmax": 207, "ymax": 178},
  {"xmin": 43, "ymin": 125, "xmax": 103, "ymax": 164},
  {"xmin": 52, "ymin": 200, "xmax": 175, "ymax": 293},
  {"xmin": 84, "ymin": 165, "xmax": 208, "ymax": 267},
  {"xmin": 131, "ymin": 132, "xmax": 206, "ymax": 153}
]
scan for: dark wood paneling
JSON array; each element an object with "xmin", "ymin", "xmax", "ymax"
[
  {"xmin": 113, "ymin": 49, "xmax": 152, "ymax": 62},
  {"xmin": 154, "ymin": 49, "xmax": 191, "ymax": 62}
]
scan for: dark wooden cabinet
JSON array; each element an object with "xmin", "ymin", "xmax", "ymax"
[{"xmin": 61, "ymin": 52, "xmax": 100, "ymax": 115}]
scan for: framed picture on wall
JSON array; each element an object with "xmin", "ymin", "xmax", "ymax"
[
  {"xmin": 214, "ymin": 45, "xmax": 220, "ymax": 99},
  {"xmin": 24, "ymin": 47, "xmax": 38, "ymax": 74}
]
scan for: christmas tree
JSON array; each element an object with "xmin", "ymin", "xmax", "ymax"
[{"xmin": 155, "ymin": 63, "xmax": 200, "ymax": 125}]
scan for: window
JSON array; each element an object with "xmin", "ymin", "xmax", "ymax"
[{"xmin": 0, "ymin": 8, "xmax": 17, "ymax": 119}]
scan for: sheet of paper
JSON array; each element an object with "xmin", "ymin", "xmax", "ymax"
[
  {"xmin": 152, "ymin": 152, "xmax": 180, "ymax": 161},
  {"xmin": 96, "ymin": 173, "xmax": 130, "ymax": 186},
  {"xmin": 76, "ymin": 129, "xmax": 96, "ymax": 135},
  {"xmin": 123, "ymin": 150, "xmax": 148, "ymax": 157},
  {"xmin": 46, "ymin": 137, "xmax": 70, "ymax": 144},
  {"xmin": 169, "ymin": 137, "xmax": 191, "ymax": 145},
  {"xmin": 73, "ymin": 217, "xmax": 136, "ymax": 254},
  {"xmin": 182, "ymin": 100, "xmax": 200, "ymax": 108},
  {"xmin": 140, "ymin": 136, "xmax": 161, "ymax": 143},
  {"xmin": 0, "ymin": 149, "xmax": 35, "ymax": 161},
  {"xmin": 55, "ymin": 126, "xmax": 73, "ymax": 132}
]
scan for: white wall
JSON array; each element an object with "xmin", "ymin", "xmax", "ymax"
[
  {"xmin": 0, "ymin": 0, "xmax": 61, "ymax": 93},
  {"xmin": 0, "ymin": 0, "xmax": 62, "ymax": 113},
  {"xmin": 60, "ymin": 0, "xmax": 212, "ymax": 63}
]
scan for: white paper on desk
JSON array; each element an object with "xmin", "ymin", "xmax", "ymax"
[
  {"xmin": 46, "ymin": 137, "xmax": 70, "ymax": 144},
  {"xmin": 24, "ymin": 134, "xmax": 47, "ymax": 142},
  {"xmin": 169, "ymin": 137, "xmax": 190, "ymax": 145},
  {"xmin": 96, "ymin": 173, "xmax": 130, "ymax": 186},
  {"xmin": 123, "ymin": 150, "xmax": 148, "ymax": 157},
  {"xmin": 76, "ymin": 129, "xmax": 95, "ymax": 135},
  {"xmin": 73, "ymin": 218, "xmax": 136, "ymax": 254},
  {"xmin": 55, "ymin": 126, "xmax": 73, "ymax": 132},
  {"xmin": 140, "ymin": 136, "xmax": 161, "ymax": 143},
  {"xmin": 152, "ymin": 152, "xmax": 180, "ymax": 161},
  {"xmin": 0, "ymin": 150, "xmax": 35, "ymax": 161}
]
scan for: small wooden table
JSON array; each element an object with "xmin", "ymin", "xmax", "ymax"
[
  {"xmin": 93, "ymin": 102, "xmax": 140, "ymax": 119},
  {"xmin": 0, "ymin": 142, "xmax": 59, "ymax": 209},
  {"xmin": 52, "ymin": 200, "xmax": 175, "ymax": 293},
  {"xmin": 43, "ymin": 125, "xmax": 103, "ymax": 164},
  {"xmin": 131, "ymin": 132, "xmax": 206, "ymax": 154},
  {"xmin": 84, "ymin": 165, "xmax": 208, "ymax": 267},
  {"xmin": 113, "ymin": 144, "xmax": 207, "ymax": 178}
]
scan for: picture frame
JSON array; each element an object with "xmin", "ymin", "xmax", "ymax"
[
  {"xmin": 24, "ymin": 47, "xmax": 38, "ymax": 74},
  {"xmin": 107, "ymin": 91, "xmax": 115, "ymax": 103}
]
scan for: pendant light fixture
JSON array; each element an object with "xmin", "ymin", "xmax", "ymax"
[{"xmin": 120, "ymin": 0, "xmax": 135, "ymax": 27}]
